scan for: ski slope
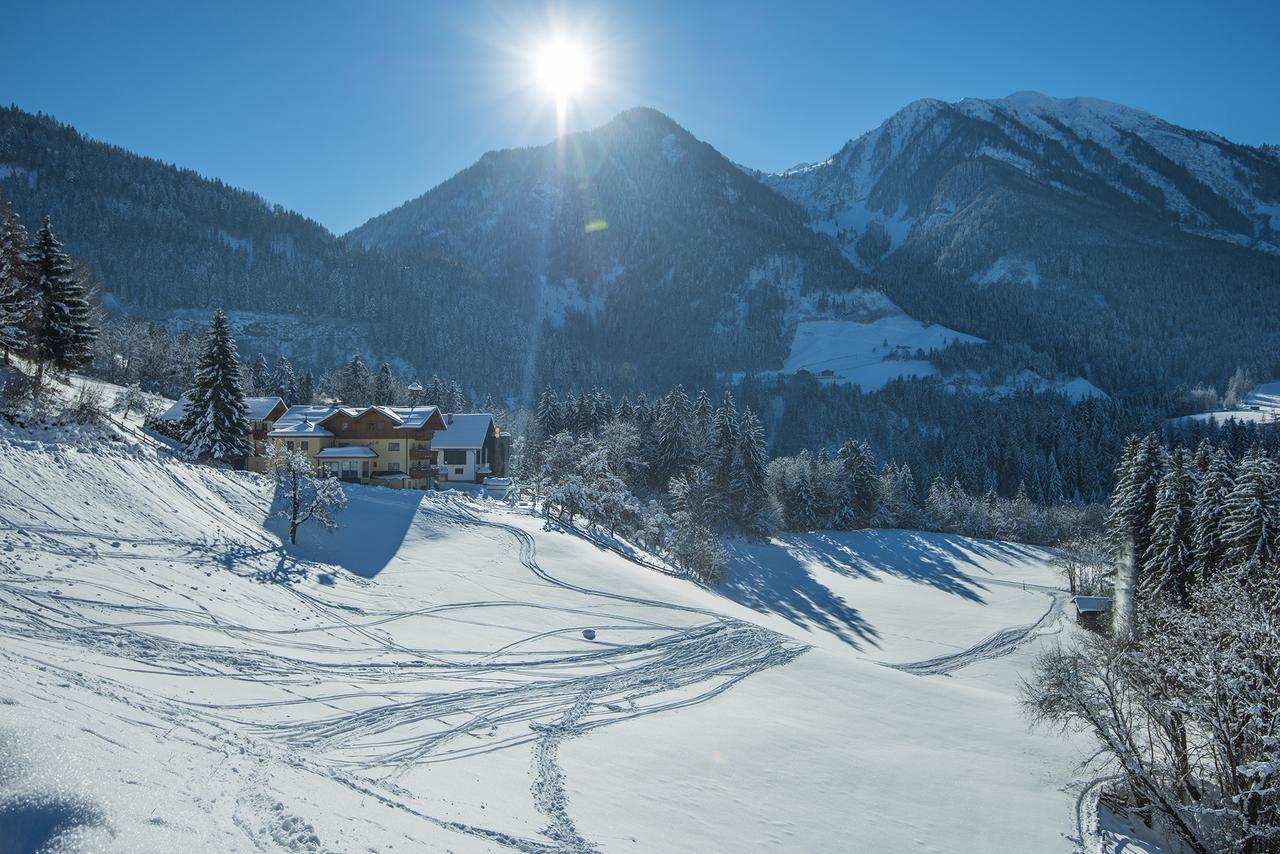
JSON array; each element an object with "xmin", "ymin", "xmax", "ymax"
[{"xmin": 0, "ymin": 410, "xmax": 1131, "ymax": 851}]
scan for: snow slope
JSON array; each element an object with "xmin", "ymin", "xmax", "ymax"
[
  {"xmin": 0, "ymin": 418, "xmax": 1126, "ymax": 851},
  {"xmin": 1171, "ymin": 380, "xmax": 1280, "ymax": 426},
  {"xmin": 776, "ymin": 316, "xmax": 981, "ymax": 390}
]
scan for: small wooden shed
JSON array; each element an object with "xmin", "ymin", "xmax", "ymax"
[{"xmin": 1072, "ymin": 596, "xmax": 1112, "ymax": 634}]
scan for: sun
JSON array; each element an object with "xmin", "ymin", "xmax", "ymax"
[{"xmin": 533, "ymin": 38, "xmax": 590, "ymax": 101}]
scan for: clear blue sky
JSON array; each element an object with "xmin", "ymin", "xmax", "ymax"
[{"xmin": 3, "ymin": 0, "xmax": 1277, "ymax": 233}]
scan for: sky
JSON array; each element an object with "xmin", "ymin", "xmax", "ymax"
[{"xmin": 3, "ymin": 0, "xmax": 1278, "ymax": 234}]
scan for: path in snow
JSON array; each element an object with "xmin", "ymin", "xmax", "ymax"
[
  {"xmin": 880, "ymin": 579, "xmax": 1067, "ymax": 676},
  {"xmin": 0, "ymin": 472, "xmax": 803, "ymax": 852}
]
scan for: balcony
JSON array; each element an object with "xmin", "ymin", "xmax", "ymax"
[{"xmin": 409, "ymin": 446, "xmax": 434, "ymax": 461}]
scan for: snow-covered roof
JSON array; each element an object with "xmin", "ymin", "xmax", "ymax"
[
  {"xmin": 386, "ymin": 406, "xmax": 443, "ymax": 430},
  {"xmin": 267, "ymin": 420, "xmax": 334, "ymax": 438},
  {"xmin": 1073, "ymin": 596, "xmax": 1111, "ymax": 613},
  {"xmin": 431, "ymin": 414, "xmax": 495, "ymax": 449},
  {"xmin": 314, "ymin": 446, "xmax": 378, "ymax": 459},
  {"xmin": 158, "ymin": 396, "xmax": 284, "ymax": 422},
  {"xmin": 303, "ymin": 405, "xmax": 443, "ymax": 430}
]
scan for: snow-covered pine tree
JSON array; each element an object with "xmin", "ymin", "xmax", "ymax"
[
  {"xmin": 448, "ymin": 380, "xmax": 469, "ymax": 413},
  {"xmin": 689, "ymin": 388, "xmax": 714, "ymax": 459},
  {"xmin": 271, "ymin": 355, "xmax": 297, "ymax": 404},
  {"xmin": 30, "ymin": 216, "xmax": 96, "ymax": 374},
  {"xmin": 1220, "ymin": 447, "xmax": 1280, "ymax": 570},
  {"xmin": 785, "ymin": 460, "xmax": 818, "ymax": 531},
  {"xmin": 1105, "ymin": 433, "xmax": 1166, "ymax": 570},
  {"xmin": 1191, "ymin": 445, "xmax": 1234, "ymax": 578},
  {"xmin": 425, "ymin": 374, "xmax": 446, "ymax": 407},
  {"xmin": 652, "ymin": 384, "xmax": 693, "ymax": 488},
  {"xmin": 925, "ymin": 475, "xmax": 957, "ymax": 532},
  {"xmin": 0, "ymin": 199, "xmax": 35, "ymax": 364},
  {"xmin": 373, "ymin": 362, "xmax": 395, "ymax": 405},
  {"xmin": 837, "ymin": 438, "xmax": 879, "ymax": 528},
  {"xmin": 297, "ymin": 369, "xmax": 315, "ymax": 405},
  {"xmin": 710, "ymin": 390, "xmax": 740, "ymax": 490},
  {"xmin": 339, "ymin": 354, "xmax": 372, "ymax": 403},
  {"xmin": 1144, "ymin": 448, "xmax": 1197, "ymax": 604},
  {"xmin": 874, "ymin": 463, "xmax": 917, "ymax": 528},
  {"xmin": 536, "ymin": 389, "xmax": 562, "ymax": 438},
  {"xmin": 590, "ymin": 387, "xmax": 613, "ymax": 426},
  {"xmin": 181, "ymin": 309, "xmax": 253, "ymax": 463},
  {"xmin": 248, "ymin": 354, "xmax": 270, "ymax": 396},
  {"xmin": 730, "ymin": 408, "xmax": 770, "ymax": 535}
]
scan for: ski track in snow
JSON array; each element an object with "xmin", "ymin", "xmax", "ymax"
[
  {"xmin": 0, "ymin": 478, "xmax": 804, "ymax": 851},
  {"xmin": 880, "ymin": 579, "xmax": 1067, "ymax": 676}
]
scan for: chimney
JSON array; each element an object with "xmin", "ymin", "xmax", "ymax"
[{"xmin": 447, "ymin": 413, "xmax": 453, "ymax": 425}]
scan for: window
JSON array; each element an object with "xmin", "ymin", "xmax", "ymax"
[
  {"xmin": 337, "ymin": 441, "xmax": 349, "ymax": 448},
  {"xmin": 443, "ymin": 449, "xmax": 467, "ymax": 465},
  {"xmin": 300, "ymin": 441, "xmax": 309, "ymax": 450},
  {"xmin": 388, "ymin": 442, "xmax": 400, "ymax": 451},
  {"xmin": 285, "ymin": 440, "xmax": 294, "ymax": 450},
  {"xmin": 454, "ymin": 467, "xmax": 465, "ymax": 475},
  {"xmin": 341, "ymin": 421, "xmax": 349, "ymax": 431},
  {"xmin": 387, "ymin": 462, "xmax": 401, "ymax": 471}
]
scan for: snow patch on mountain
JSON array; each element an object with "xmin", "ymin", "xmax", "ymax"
[
  {"xmin": 970, "ymin": 255, "xmax": 1041, "ymax": 288},
  {"xmin": 539, "ymin": 275, "xmax": 606, "ymax": 327}
]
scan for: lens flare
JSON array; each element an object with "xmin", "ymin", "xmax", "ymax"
[{"xmin": 534, "ymin": 39, "xmax": 590, "ymax": 101}]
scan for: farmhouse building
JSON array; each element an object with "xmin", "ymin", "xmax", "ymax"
[
  {"xmin": 431, "ymin": 413, "xmax": 506, "ymax": 483},
  {"xmin": 258, "ymin": 405, "xmax": 507, "ymax": 489}
]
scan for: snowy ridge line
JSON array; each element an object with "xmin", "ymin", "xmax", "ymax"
[{"xmin": 879, "ymin": 579, "xmax": 1067, "ymax": 676}]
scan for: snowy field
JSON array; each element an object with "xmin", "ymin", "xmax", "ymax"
[
  {"xmin": 760, "ymin": 316, "xmax": 1106, "ymax": 401},
  {"xmin": 1172, "ymin": 380, "xmax": 1280, "ymax": 426},
  {"xmin": 777, "ymin": 316, "xmax": 981, "ymax": 390},
  {"xmin": 0, "ymin": 395, "xmax": 1148, "ymax": 851}
]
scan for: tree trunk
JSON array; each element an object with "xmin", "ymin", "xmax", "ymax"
[
  {"xmin": 289, "ymin": 476, "xmax": 300, "ymax": 544},
  {"xmin": 1114, "ymin": 541, "xmax": 1137, "ymax": 642}
]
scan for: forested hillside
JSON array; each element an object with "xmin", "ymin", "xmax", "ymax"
[
  {"xmin": 0, "ymin": 107, "xmax": 519, "ymax": 386},
  {"xmin": 350, "ymin": 107, "xmax": 884, "ymax": 390}
]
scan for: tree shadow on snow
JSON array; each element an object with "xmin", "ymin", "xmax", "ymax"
[
  {"xmin": 0, "ymin": 794, "xmax": 104, "ymax": 854},
  {"xmin": 721, "ymin": 530, "xmax": 1043, "ymax": 648},
  {"xmin": 722, "ymin": 543, "xmax": 881, "ymax": 649},
  {"xmin": 262, "ymin": 483, "xmax": 426, "ymax": 579}
]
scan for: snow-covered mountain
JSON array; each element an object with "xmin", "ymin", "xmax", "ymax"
[
  {"xmin": 760, "ymin": 92, "xmax": 1280, "ymax": 396},
  {"xmin": 765, "ymin": 91, "xmax": 1280, "ymax": 266},
  {"xmin": 0, "ymin": 377, "xmax": 1152, "ymax": 852},
  {"xmin": 348, "ymin": 107, "xmax": 891, "ymax": 389}
]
